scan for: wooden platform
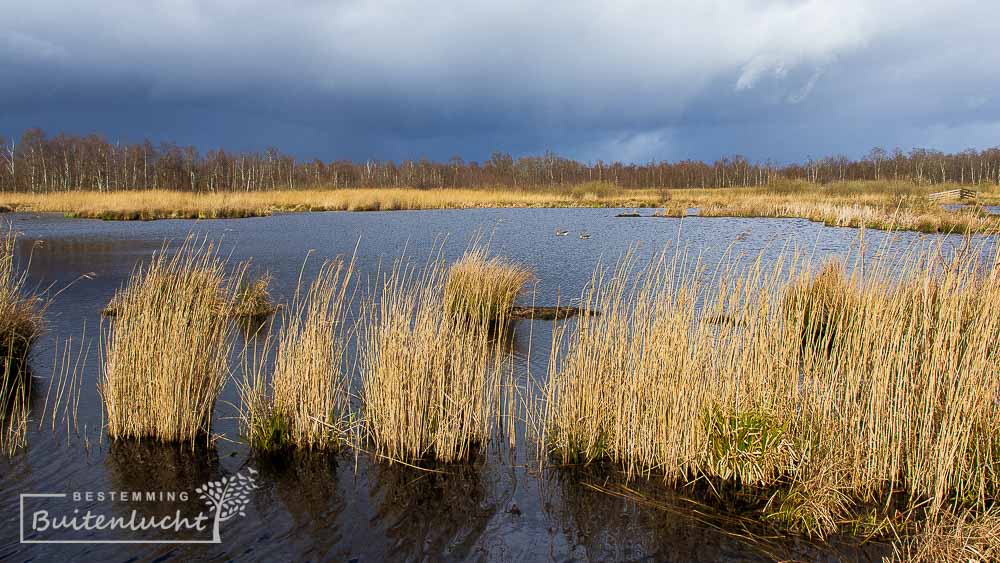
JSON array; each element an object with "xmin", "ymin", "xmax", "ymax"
[{"xmin": 928, "ymin": 188, "xmax": 977, "ymax": 202}]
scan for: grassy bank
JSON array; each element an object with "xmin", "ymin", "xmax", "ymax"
[
  {"xmin": 677, "ymin": 180, "xmax": 1000, "ymax": 233},
  {"xmin": 543, "ymin": 238, "xmax": 1000, "ymax": 548},
  {"xmin": 1, "ymin": 180, "xmax": 998, "ymax": 233},
  {"xmin": 0, "ymin": 186, "xmax": 661, "ymax": 220},
  {"xmin": 444, "ymin": 242, "xmax": 532, "ymax": 328}
]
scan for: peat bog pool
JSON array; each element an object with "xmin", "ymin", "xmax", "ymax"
[{"xmin": 0, "ymin": 208, "xmax": 987, "ymax": 561}]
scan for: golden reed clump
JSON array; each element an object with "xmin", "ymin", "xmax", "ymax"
[
  {"xmin": 444, "ymin": 243, "xmax": 532, "ymax": 329},
  {"xmin": 0, "ymin": 227, "xmax": 42, "ymax": 455},
  {"xmin": 360, "ymin": 249, "xmax": 517, "ymax": 464},
  {"xmin": 0, "ymin": 228, "xmax": 42, "ymax": 377},
  {"xmin": 240, "ymin": 257, "xmax": 357, "ymax": 453},
  {"xmin": 99, "ymin": 237, "xmax": 242, "ymax": 444},
  {"xmin": 543, "ymin": 236, "xmax": 1000, "ymax": 540}
]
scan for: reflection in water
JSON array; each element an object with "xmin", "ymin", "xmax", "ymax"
[
  {"xmin": 547, "ymin": 466, "xmax": 765, "ymax": 561},
  {"xmin": 17, "ymin": 236, "xmax": 159, "ymax": 282},
  {"xmin": 370, "ymin": 461, "xmax": 497, "ymax": 561},
  {"xmin": 0, "ymin": 368, "xmax": 33, "ymax": 456},
  {"xmin": 547, "ymin": 465, "xmax": 892, "ymax": 561},
  {"xmin": 105, "ymin": 440, "xmax": 222, "ymax": 518},
  {"xmin": 84, "ymin": 440, "xmax": 227, "ymax": 551},
  {"xmin": 254, "ymin": 452, "xmax": 346, "ymax": 558}
]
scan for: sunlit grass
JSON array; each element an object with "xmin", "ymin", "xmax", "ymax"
[
  {"xmin": 543, "ymin": 236, "xmax": 1000, "ymax": 541},
  {"xmin": 0, "ymin": 227, "xmax": 41, "ymax": 455},
  {"xmin": 240, "ymin": 257, "xmax": 357, "ymax": 453},
  {"xmin": 230, "ymin": 270, "xmax": 275, "ymax": 320},
  {"xmin": 0, "ymin": 187, "xmax": 661, "ymax": 220},
  {"xmin": 3, "ymin": 181, "xmax": 998, "ymax": 232},
  {"xmin": 99, "ymin": 237, "xmax": 241, "ymax": 444},
  {"xmin": 683, "ymin": 180, "xmax": 1000, "ymax": 233},
  {"xmin": 360, "ymin": 252, "xmax": 515, "ymax": 464},
  {"xmin": 444, "ymin": 243, "xmax": 532, "ymax": 329},
  {"xmin": 892, "ymin": 508, "xmax": 1000, "ymax": 562}
]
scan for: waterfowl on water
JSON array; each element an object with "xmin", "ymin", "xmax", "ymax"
[
  {"xmin": 555, "ymin": 229, "xmax": 569, "ymax": 236},
  {"xmin": 579, "ymin": 232, "xmax": 591, "ymax": 239}
]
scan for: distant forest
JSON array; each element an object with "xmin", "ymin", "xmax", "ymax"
[{"xmin": 2, "ymin": 129, "xmax": 999, "ymax": 193}]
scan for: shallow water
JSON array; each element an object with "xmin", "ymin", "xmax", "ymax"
[
  {"xmin": 0, "ymin": 209, "xmax": 985, "ymax": 561},
  {"xmin": 942, "ymin": 202, "xmax": 1000, "ymax": 214}
]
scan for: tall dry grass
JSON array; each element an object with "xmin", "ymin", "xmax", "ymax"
[
  {"xmin": 0, "ymin": 227, "xmax": 42, "ymax": 455},
  {"xmin": 99, "ymin": 237, "xmax": 242, "ymax": 444},
  {"xmin": 3, "ymin": 181, "xmax": 998, "ymax": 233},
  {"xmin": 104, "ymin": 265, "xmax": 273, "ymax": 320},
  {"xmin": 698, "ymin": 199, "xmax": 1000, "ymax": 234},
  {"xmin": 0, "ymin": 187, "xmax": 661, "ymax": 220},
  {"xmin": 1, "ymin": 229, "xmax": 42, "ymax": 376},
  {"xmin": 4, "ymin": 179, "xmax": 998, "ymax": 232},
  {"xmin": 543, "ymin": 236, "xmax": 1000, "ymax": 539},
  {"xmin": 681, "ymin": 180, "xmax": 1000, "ymax": 233},
  {"xmin": 360, "ymin": 253, "xmax": 515, "ymax": 464},
  {"xmin": 444, "ymin": 243, "xmax": 532, "ymax": 328},
  {"xmin": 892, "ymin": 508, "xmax": 1000, "ymax": 562},
  {"xmin": 240, "ymin": 257, "xmax": 357, "ymax": 452}
]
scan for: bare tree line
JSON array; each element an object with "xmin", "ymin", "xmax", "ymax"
[{"xmin": 1, "ymin": 129, "xmax": 998, "ymax": 193}]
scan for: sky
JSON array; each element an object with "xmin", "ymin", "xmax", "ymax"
[{"xmin": 2, "ymin": 0, "xmax": 998, "ymax": 164}]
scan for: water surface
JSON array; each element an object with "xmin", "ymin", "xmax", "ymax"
[{"xmin": 1, "ymin": 209, "xmax": 980, "ymax": 561}]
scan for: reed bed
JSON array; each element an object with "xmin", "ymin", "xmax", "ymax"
[
  {"xmin": 360, "ymin": 253, "xmax": 515, "ymax": 464},
  {"xmin": 240, "ymin": 257, "xmax": 356, "ymax": 452},
  {"xmin": 677, "ymin": 180, "xmax": 1000, "ymax": 234},
  {"xmin": 543, "ymin": 236, "xmax": 1000, "ymax": 543},
  {"xmin": 698, "ymin": 200, "xmax": 1000, "ymax": 234},
  {"xmin": 3, "ymin": 180, "xmax": 998, "ymax": 234},
  {"xmin": 444, "ymin": 244, "xmax": 532, "ymax": 328},
  {"xmin": 0, "ymin": 228, "xmax": 42, "ymax": 455},
  {"xmin": 0, "ymin": 187, "xmax": 660, "ymax": 220},
  {"xmin": 99, "ymin": 237, "xmax": 242, "ymax": 444}
]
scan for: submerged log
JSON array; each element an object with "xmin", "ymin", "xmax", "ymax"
[{"xmin": 510, "ymin": 305, "xmax": 595, "ymax": 320}]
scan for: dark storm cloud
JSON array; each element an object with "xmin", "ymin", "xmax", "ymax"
[{"xmin": 2, "ymin": 0, "xmax": 998, "ymax": 162}]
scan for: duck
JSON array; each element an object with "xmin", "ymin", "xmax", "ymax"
[
  {"xmin": 579, "ymin": 231, "xmax": 591, "ymax": 239},
  {"xmin": 554, "ymin": 228, "xmax": 569, "ymax": 236}
]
